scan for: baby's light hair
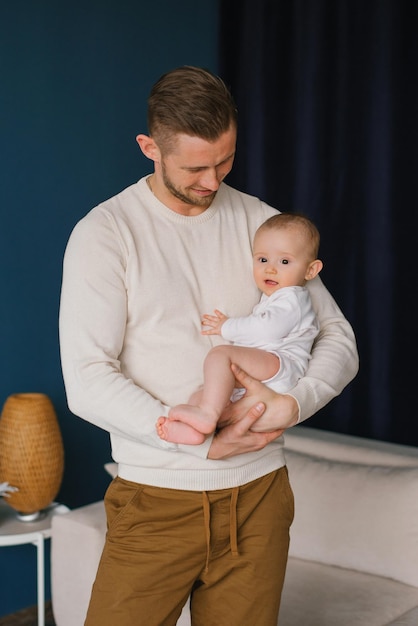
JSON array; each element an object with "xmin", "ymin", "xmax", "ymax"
[{"xmin": 256, "ymin": 212, "xmax": 320, "ymax": 259}]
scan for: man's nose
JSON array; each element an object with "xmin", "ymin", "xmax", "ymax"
[{"xmin": 200, "ymin": 168, "xmax": 221, "ymax": 190}]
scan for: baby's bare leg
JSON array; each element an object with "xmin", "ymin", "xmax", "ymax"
[
  {"xmin": 187, "ymin": 387, "xmax": 204, "ymax": 406},
  {"xmin": 156, "ymin": 346, "xmax": 279, "ymax": 445}
]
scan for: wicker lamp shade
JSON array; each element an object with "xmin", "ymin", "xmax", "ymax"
[{"xmin": 0, "ymin": 393, "xmax": 64, "ymax": 519}]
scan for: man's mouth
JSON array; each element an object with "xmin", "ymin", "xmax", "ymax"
[{"xmin": 191, "ymin": 188, "xmax": 215, "ymax": 197}]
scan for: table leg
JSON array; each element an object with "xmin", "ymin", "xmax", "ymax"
[{"xmin": 35, "ymin": 534, "xmax": 45, "ymax": 626}]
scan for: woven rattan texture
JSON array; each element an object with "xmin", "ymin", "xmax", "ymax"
[{"xmin": 0, "ymin": 393, "xmax": 64, "ymax": 514}]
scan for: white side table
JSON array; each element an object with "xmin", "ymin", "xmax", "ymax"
[{"xmin": 0, "ymin": 500, "xmax": 69, "ymax": 626}]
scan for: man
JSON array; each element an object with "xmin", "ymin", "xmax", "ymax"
[{"xmin": 59, "ymin": 66, "xmax": 358, "ymax": 626}]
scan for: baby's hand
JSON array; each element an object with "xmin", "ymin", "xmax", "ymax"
[{"xmin": 201, "ymin": 309, "xmax": 228, "ymax": 335}]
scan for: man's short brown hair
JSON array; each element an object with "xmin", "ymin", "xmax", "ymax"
[{"xmin": 147, "ymin": 66, "xmax": 238, "ymax": 153}]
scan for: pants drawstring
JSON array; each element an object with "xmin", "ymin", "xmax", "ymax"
[
  {"xmin": 202, "ymin": 491, "xmax": 211, "ymax": 574},
  {"xmin": 230, "ymin": 487, "xmax": 239, "ymax": 557},
  {"xmin": 202, "ymin": 487, "xmax": 240, "ymax": 573}
]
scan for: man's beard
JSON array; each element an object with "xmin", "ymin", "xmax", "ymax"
[{"xmin": 161, "ymin": 162, "xmax": 217, "ymax": 208}]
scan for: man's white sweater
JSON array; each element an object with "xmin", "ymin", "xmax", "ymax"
[{"xmin": 59, "ymin": 177, "xmax": 358, "ymax": 491}]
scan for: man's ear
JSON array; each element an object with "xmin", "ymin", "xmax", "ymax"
[
  {"xmin": 136, "ymin": 134, "xmax": 161, "ymax": 163},
  {"xmin": 305, "ymin": 259, "xmax": 323, "ymax": 281}
]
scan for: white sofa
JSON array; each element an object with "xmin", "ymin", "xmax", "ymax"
[{"xmin": 51, "ymin": 426, "xmax": 418, "ymax": 625}]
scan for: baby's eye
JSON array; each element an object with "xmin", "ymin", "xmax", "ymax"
[
  {"xmin": 281, "ymin": 259, "xmax": 289, "ymax": 265},
  {"xmin": 259, "ymin": 257, "xmax": 268, "ymax": 263}
]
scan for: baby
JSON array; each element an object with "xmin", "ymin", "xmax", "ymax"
[{"xmin": 157, "ymin": 212, "xmax": 323, "ymax": 445}]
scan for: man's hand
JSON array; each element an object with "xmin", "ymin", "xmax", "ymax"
[
  {"xmin": 218, "ymin": 364, "xmax": 300, "ymax": 432},
  {"xmin": 208, "ymin": 402, "xmax": 285, "ymax": 459}
]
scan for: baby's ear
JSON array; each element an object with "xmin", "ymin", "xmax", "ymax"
[{"xmin": 305, "ymin": 259, "xmax": 323, "ymax": 281}]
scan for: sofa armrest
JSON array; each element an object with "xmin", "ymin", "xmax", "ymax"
[{"xmin": 51, "ymin": 501, "xmax": 106, "ymax": 626}]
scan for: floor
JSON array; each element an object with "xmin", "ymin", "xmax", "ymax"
[{"xmin": 0, "ymin": 603, "xmax": 56, "ymax": 626}]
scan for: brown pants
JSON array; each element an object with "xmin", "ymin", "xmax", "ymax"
[{"xmin": 85, "ymin": 467, "xmax": 294, "ymax": 626}]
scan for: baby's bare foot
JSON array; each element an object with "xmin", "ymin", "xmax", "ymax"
[
  {"xmin": 168, "ymin": 404, "xmax": 217, "ymax": 434},
  {"xmin": 156, "ymin": 415, "xmax": 207, "ymax": 445},
  {"xmin": 156, "ymin": 417, "xmax": 169, "ymax": 440}
]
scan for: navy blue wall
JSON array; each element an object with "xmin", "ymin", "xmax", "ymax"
[{"xmin": 0, "ymin": 0, "xmax": 219, "ymax": 616}]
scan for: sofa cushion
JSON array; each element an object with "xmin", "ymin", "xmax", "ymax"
[
  {"xmin": 285, "ymin": 449, "xmax": 418, "ymax": 587},
  {"xmin": 281, "ymin": 557, "xmax": 418, "ymax": 626},
  {"xmin": 285, "ymin": 425, "xmax": 418, "ymax": 467},
  {"xmin": 104, "ymin": 462, "xmax": 117, "ymax": 477}
]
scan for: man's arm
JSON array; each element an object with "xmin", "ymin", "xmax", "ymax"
[
  {"xmin": 217, "ymin": 276, "xmax": 358, "ymax": 433},
  {"xmin": 292, "ymin": 275, "xmax": 358, "ymax": 422},
  {"xmin": 59, "ymin": 215, "xmax": 171, "ymax": 446}
]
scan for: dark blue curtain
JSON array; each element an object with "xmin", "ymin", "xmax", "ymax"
[{"xmin": 219, "ymin": 0, "xmax": 418, "ymax": 446}]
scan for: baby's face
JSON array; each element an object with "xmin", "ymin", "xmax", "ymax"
[{"xmin": 252, "ymin": 227, "xmax": 314, "ymax": 296}]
